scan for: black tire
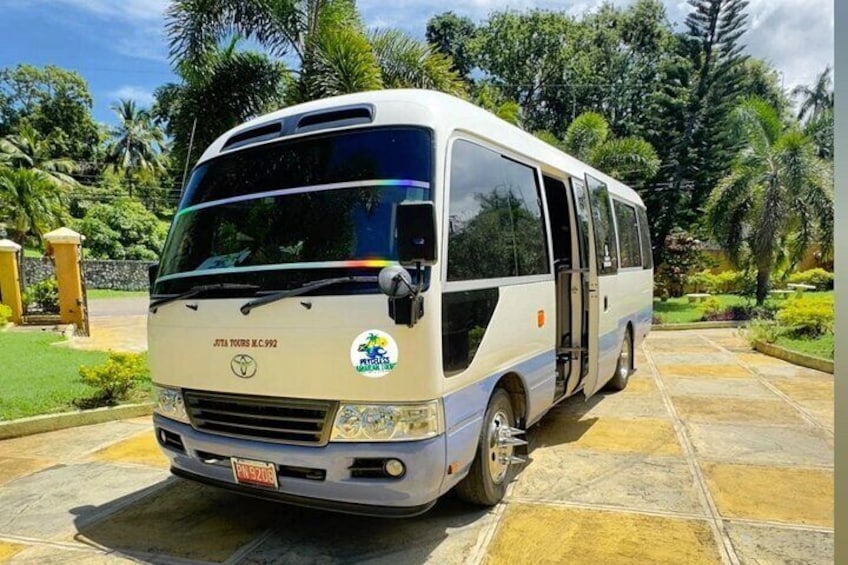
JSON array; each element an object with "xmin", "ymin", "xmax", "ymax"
[
  {"xmin": 455, "ymin": 388, "xmax": 517, "ymax": 506},
  {"xmin": 605, "ymin": 327, "xmax": 633, "ymax": 391}
]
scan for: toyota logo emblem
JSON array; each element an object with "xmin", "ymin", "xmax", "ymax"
[{"xmin": 231, "ymin": 354, "xmax": 257, "ymax": 378}]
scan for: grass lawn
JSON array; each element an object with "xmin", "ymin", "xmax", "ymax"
[
  {"xmin": 23, "ymin": 247, "xmax": 43, "ymax": 258},
  {"xmin": 0, "ymin": 331, "xmax": 108, "ymax": 420},
  {"xmin": 87, "ymin": 289, "xmax": 149, "ymax": 300},
  {"xmin": 653, "ymin": 294, "xmax": 751, "ymax": 324},
  {"xmin": 0, "ymin": 332, "xmax": 151, "ymax": 420},
  {"xmin": 774, "ymin": 333, "xmax": 834, "ymax": 360}
]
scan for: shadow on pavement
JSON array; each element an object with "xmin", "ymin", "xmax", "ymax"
[{"xmin": 71, "ymin": 475, "xmax": 490, "ymax": 564}]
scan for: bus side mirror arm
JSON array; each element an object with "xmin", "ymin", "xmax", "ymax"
[{"xmin": 381, "ymin": 262, "xmax": 425, "ymax": 327}]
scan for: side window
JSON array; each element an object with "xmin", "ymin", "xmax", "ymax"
[
  {"xmin": 447, "ymin": 140, "xmax": 549, "ymax": 281},
  {"xmin": 585, "ymin": 175, "xmax": 618, "ymax": 275},
  {"xmin": 636, "ymin": 206, "xmax": 653, "ymax": 270},
  {"xmin": 613, "ymin": 200, "xmax": 641, "ymax": 268}
]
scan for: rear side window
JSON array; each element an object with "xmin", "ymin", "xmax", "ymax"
[
  {"xmin": 613, "ymin": 200, "xmax": 641, "ymax": 268},
  {"xmin": 447, "ymin": 140, "xmax": 549, "ymax": 281},
  {"xmin": 636, "ymin": 206, "xmax": 653, "ymax": 270}
]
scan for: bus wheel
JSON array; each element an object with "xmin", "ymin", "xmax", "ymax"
[
  {"xmin": 606, "ymin": 327, "xmax": 633, "ymax": 391},
  {"xmin": 455, "ymin": 388, "xmax": 525, "ymax": 506}
]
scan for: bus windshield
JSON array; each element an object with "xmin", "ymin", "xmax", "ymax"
[{"xmin": 155, "ymin": 127, "xmax": 432, "ymax": 294}]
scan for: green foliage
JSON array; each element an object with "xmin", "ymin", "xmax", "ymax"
[
  {"xmin": 742, "ymin": 318, "xmax": 781, "ymax": 345},
  {"xmin": 0, "ymin": 64, "xmax": 100, "ymax": 162},
  {"xmin": 22, "ymin": 278, "xmax": 59, "ymax": 313},
  {"xmin": 699, "ymin": 297, "xmax": 723, "ymax": 317},
  {"xmin": 426, "ymin": 11, "xmax": 477, "ymax": 77},
  {"xmin": 706, "ymin": 96, "xmax": 833, "ymax": 304},
  {"xmin": 654, "ymin": 228, "xmax": 704, "ymax": 297},
  {"xmin": 78, "ymin": 352, "xmax": 149, "ymax": 407},
  {"xmin": 786, "ymin": 268, "xmax": 833, "ymax": 290},
  {"xmin": 775, "ymin": 294, "xmax": 834, "ymax": 337},
  {"xmin": 0, "ymin": 304, "xmax": 11, "ymax": 324},
  {"xmin": 74, "ymin": 199, "xmax": 167, "ymax": 260}
]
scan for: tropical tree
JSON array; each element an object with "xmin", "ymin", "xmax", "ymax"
[
  {"xmin": 165, "ymin": 0, "xmax": 465, "ymax": 104},
  {"xmin": 0, "ymin": 123, "xmax": 77, "ymax": 188},
  {"xmin": 706, "ymin": 98, "xmax": 833, "ymax": 305},
  {"xmin": 0, "ymin": 168, "xmax": 68, "ymax": 241},
  {"xmin": 792, "ymin": 66, "xmax": 833, "ymax": 123},
  {"xmin": 426, "ymin": 12, "xmax": 477, "ymax": 78},
  {"xmin": 154, "ymin": 37, "xmax": 289, "ymax": 175},
  {"xmin": 105, "ymin": 99, "xmax": 167, "ymax": 184},
  {"xmin": 563, "ymin": 112, "xmax": 660, "ymax": 186}
]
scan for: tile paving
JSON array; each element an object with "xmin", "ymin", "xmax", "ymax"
[{"xmin": 0, "ymin": 329, "xmax": 833, "ymax": 564}]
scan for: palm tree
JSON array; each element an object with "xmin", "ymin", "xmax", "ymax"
[
  {"xmin": 706, "ymin": 97, "xmax": 833, "ymax": 305},
  {"xmin": 0, "ymin": 168, "xmax": 68, "ymax": 241},
  {"xmin": 105, "ymin": 99, "xmax": 167, "ymax": 186},
  {"xmin": 154, "ymin": 38, "xmax": 289, "ymax": 176},
  {"xmin": 165, "ymin": 0, "xmax": 465, "ymax": 103},
  {"xmin": 563, "ymin": 112, "xmax": 660, "ymax": 185},
  {"xmin": 792, "ymin": 66, "xmax": 833, "ymax": 123},
  {"xmin": 0, "ymin": 123, "xmax": 77, "ymax": 188}
]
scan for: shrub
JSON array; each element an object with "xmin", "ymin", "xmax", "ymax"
[
  {"xmin": 776, "ymin": 295, "xmax": 834, "ymax": 337},
  {"xmin": 78, "ymin": 352, "xmax": 149, "ymax": 406},
  {"xmin": 22, "ymin": 278, "xmax": 60, "ymax": 313},
  {"xmin": 655, "ymin": 228, "xmax": 705, "ymax": 297},
  {"xmin": 73, "ymin": 199, "xmax": 168, "ymax": 260},
  {"xmin": 0, "ymin": 304, "xmax": 11, "ymax": 324},
  {"xmin": 786, "ymin": 268, "xmax": 834, "ymax": 290},
  {"xmin": 741, "ymin": 318, "xmax": 781, "ymax": 345},
  {"xmin": 686, "ymin": 270, "xmax": 717, "ymax": 294},
  {"xmin": 700, "ymin": 297, "xmax": 723, "ymax": 318},
  {"xmin": 705, "ymin": 270, "xmax": 755, "ymax": 295}
]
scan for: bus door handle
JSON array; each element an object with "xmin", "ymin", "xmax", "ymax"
[{"xmin": 604, "ymin": 296, "xmax": 609, "ymax": 311}]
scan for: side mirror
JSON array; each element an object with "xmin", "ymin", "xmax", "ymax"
[
  {"xmin": 396, "ymin": 201, "xmax": 437, "ymax": 266},
  {"xmin": 378, "ymin": 265, "xmax": 413, "ymax": 298},
  {"xmin": 148, "ymin": 263, "xmax": 159, "ymax": 291}
]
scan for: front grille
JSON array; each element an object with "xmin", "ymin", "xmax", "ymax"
[{"xmin": 183, "ymin": 390, "xmax": 336, "ymax": 446}]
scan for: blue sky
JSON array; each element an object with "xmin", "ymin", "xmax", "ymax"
[{"xmin": 1, "ymin": 0, "xmax": 834, "ymax": 127}]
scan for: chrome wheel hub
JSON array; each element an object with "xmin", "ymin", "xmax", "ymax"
[{"xmin": 486, "ymin": 411, "xmax": 527, "ymax": 484}]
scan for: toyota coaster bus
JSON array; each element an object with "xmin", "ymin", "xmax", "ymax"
[{"xmin": 148, "ymin": 89, "xmax": 653, "ymax": 516}]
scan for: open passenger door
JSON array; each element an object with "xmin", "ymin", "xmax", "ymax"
[{"xmin": 569, "ymin": 177, "xmax": 601, "ymax": 399}]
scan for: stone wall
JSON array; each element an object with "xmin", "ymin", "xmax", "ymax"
[{"xmin": 21, "ymin": 258, "xmax": 154, "ymax": 291}]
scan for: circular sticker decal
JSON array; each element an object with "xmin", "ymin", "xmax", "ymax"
[{"xmin": 350, "ymin": 330, "xmax": 399, "ymax": 378}]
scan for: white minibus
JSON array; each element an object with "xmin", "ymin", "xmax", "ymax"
[{"xmin": 149, "ymin": 89, "xmax": 653, "ymax": 516}]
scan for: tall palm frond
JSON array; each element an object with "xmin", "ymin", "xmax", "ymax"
[
  {"xmin": 106, "ymin": 99, "xmax": 167, "ymax": 178},
  {"xmin": 588, "ymin": 137, "xmax": 660, "ymax": 183},
  {"xmin": 0, "ymin": 123, "xmax": 77, "ymax": 188},
  {"xmin": 563, "ymin": 112, "xmax": 609, "ymax": 161},
  {"xmin": 791, "ymin": 66, "xmax": 833, "ymax": 123},
  {"xmin": 0, "ymin": 167, "xmax": 68, "ymax": 239},
  {"xmin": 369, "ymin": 29, "xmax": 466, "ymax": 96}
]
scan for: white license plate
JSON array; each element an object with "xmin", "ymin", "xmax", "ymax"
[{"xmin": 231, "ymin": 457, "xmax": 278, "ymax": 488}]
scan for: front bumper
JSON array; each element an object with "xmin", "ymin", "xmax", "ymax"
[{"xmin": 153, "ymin": 414, "xmax": 446, "ymax": 517}]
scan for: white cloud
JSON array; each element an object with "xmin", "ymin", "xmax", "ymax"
[{"xmin": 108, "ymin": 85, "xmax": 155, "ymax": 107}]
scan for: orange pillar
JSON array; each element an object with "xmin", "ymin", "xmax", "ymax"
[
  {"xmin": 44, "ymin": 228, "xmax": 87, "ymax": 334},
  {"xmin": 0, "ymin": 239, "xmax": 24, "ymax": 324}
]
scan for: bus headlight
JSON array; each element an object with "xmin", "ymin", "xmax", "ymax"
[
  {"xmin": 153, "ymin": 385, "xmax": 190, "ymax": 424},
  {"xmin": 330, "ymin": 401, "xmax": 443, "ymax": 442}
]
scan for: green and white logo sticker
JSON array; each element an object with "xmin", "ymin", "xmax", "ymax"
[{"xmin": 350, "ymin": 330, "xmax": 398, "ymax": 378}]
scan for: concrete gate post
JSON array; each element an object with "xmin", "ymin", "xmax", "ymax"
[
  {"xmin": 44, "ymin": 227, "xmax": 87, "ymax": 333},
  {"xmin": 0, "ymin": 239, "xmax": 24, "ymax": 324}
]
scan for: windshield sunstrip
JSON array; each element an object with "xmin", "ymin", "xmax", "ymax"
[{"xmin": 175, "ymin": 179, "xmax": 430, "ymax": 219}]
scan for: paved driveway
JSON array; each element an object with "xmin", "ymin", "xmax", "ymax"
[{"xmin": 0, "ymin": 329, "xmax": 833, "ymax": 564}]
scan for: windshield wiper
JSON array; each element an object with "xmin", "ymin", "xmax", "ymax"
[
  {"xmin": 149, "ymin": 283, "xmax": 260, "ymax": 313},
  {"xmin": 240, "ymin": 276, "xmax": 378, "ymax": 315}
]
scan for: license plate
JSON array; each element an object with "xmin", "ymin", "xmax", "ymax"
[{"xmin": 231, "ymin": 457, "xmax": 278, "ymax": 489}]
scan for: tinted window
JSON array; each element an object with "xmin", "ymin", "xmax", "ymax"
[
  {"xmin": 181, "ymin": 127, "xmax": 432, "ymax": 208},
  {"xmin": 586, "ymin": 175, "xmax": 618, "ymax": 275},
  {"xmin": 613, "ymin": 200, "xmax": 641, "ymax": 268},
  {"xmin": 637, "ymin": 206, "xmax": 653, "ymax": 270},
  {"xmin": 447, "ymin": 140, "xmax": 549, "ymax": 281}
]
